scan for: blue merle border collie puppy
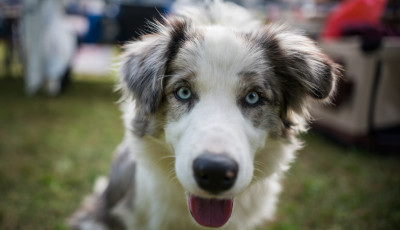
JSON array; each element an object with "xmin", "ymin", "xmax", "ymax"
[{"xmin": 69, "ymin": 1, "xmax": 340, "ymax": 230}]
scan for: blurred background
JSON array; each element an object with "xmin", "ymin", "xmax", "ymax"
[{"xmin": 0, "ymin": 0, "xmax": 399, "ymax": 229}]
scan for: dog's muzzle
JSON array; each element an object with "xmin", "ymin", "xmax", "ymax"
[{"xmin": 188, "ymin": 152, "xmax": 238, "ymax": 228}]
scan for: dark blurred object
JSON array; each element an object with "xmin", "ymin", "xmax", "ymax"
[
  {"xmin": 83, "ymin": 13, "xmax": 103, "ymax": 43},
  {"xmin": 0, "ymin": 0, "xmax": 21, "ymax": 77},
  {"xmin": 329, "ymin": 65, "xmax": 354, "ymax": 107},
  {"xmin": 341, "ymin": 24, "xmax": 383, "ymax": 53},
  {"xmin": 117, "ymin": 4, "xmax": 166, "ymax": 43},
  {"xmin": 382, "ymin": 0, "xmax": 400, "ymax": 33}
]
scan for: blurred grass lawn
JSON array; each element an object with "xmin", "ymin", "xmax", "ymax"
[{"xmin": 0, "ymin": 75, "xmax": 400, "ymax": 230}]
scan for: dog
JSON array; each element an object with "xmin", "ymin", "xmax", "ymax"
[{"xmin": 69, "ymin": 1, "xmax": 340, "ymax": 229}]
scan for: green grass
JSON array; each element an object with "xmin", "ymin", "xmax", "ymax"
[
  {"xmin": 0, "ymin": 77, "xmax": 399, "ymax": 230},
  {"xmin": 0, "ymin": 77, "xmax": 123, "ymax": 230},
  {"xmin": 267, "ymin": 134, "xmax": 400, "ymax": 230}
]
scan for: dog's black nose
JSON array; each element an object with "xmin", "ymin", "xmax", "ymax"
[{"xmin": 193, "ymin": 153, "xmax": 238, "ymax": 194}]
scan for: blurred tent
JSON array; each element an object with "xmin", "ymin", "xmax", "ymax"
[
  {"xmin": 310, "ymin": 0, "xmax": 400, "ymax": 152},
  {"xmin": 312, "ymin": 38, "xmax": 400, "ymax": 152}
]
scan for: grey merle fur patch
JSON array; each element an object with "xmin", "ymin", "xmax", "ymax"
[
  {"xmin": 120, "ymin": 17, "xmax": 202, "ymax": 136},
  {"xmin": 243, "ymin": 25, "xmax": 341, "ymax": 131}
]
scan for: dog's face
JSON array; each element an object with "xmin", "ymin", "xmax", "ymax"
[{"xmin": 121, "ymin": 17, "xmax": 339, "ymax": 227}]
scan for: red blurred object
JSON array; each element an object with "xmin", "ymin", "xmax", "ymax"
[{"xmin": 322, "ymin": 0, "xmax": 387, "ymax": 39}]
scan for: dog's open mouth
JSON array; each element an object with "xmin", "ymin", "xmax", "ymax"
[{"xmin": 188, "ymin": 194, "xmax": 233, "ymax": 228}]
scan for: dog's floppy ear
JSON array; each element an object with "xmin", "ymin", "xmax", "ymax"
[
  {"xmin": 257, "ymin": 25, "xmax": 341, "ymax": 117},
  {"xmin": 120, "ymin": 17, "xmax": 192, "ymax": 115}
]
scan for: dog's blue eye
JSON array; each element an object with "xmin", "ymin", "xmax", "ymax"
[
  {"xmin": 176, "ymin": 87, "xmax": 192, "ymax": 101},
  {"xmin": 245, "ymin": 92, "xmax": 260, "ymax": 105}
]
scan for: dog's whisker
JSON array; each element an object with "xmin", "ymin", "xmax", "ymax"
[
  {"xmin": 251, "ymin": 176, "xmax": 260, "ymax": 183},
  {"xmin": 254, "ymin": 160, "xmax": 267, "ymax": 168},
  {"xmin": 157, "ymin": 155, "xmax": 176, "ymax": 164},
  {"xmin": 253, "ymin": 166, "xmax": 266, "ymax": 177},
  {"xmin": 166, "ymin": 161, "xmax": 175, "ymax": 171},
  {"xmin": 158, "ymin": 155, "xmax": 176, "ymax": 161},
  {"xmin": 168, "ymin": 176, "xmax": 178, "ymax": 184},
  {"xmin": 253, "ymin": 166, "xmax": 264, "ymax": 172},
  {"xmin": 166, "ymin": 168, "xmax": 178, "ymax": 183},
  {"xmin": 167, "ymin": 172, "xmax": 177, "ymax": 181}
]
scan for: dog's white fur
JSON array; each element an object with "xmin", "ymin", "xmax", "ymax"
[{"xmin": 69, "ymin": 1, "xmax": 339, "ymax": 230}]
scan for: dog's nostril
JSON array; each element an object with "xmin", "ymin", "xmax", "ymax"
[
  {"xmin": 199, "ymin": 174, "xmax": 210, "ymax": 182},
  {"xmin": 225, "ymin": 171, "xmax": 235, "ymax": 180},
  {"xmin": 223, "ymin": 171, "xmax": 235, "ymax": 184},
  {"xmin": 193, "ymin": 153, "xmax": 238, "ymax": 194}
]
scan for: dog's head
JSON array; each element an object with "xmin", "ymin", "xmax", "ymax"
[{"xmin": 120, "ymin": 17, "xmax": 340, "ymax": 227}]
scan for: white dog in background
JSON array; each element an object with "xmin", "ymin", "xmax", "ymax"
[
  {"xmin": 69, "ymin": 1, "xmax": 340, "ymax": 229},
  {"xmin": 21, "ymin": 0, "xmax": 75, "ymax": 96}
]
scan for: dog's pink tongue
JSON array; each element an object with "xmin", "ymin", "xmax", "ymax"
[{"xmin": 188, "ymin": 195, "xmax": 233, "ymax": 228}]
